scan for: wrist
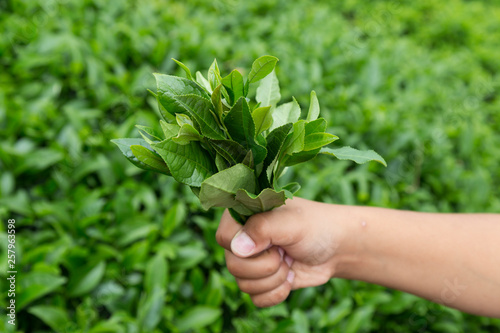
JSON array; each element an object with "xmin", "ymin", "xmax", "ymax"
[{"xmin": 328, "ymin": 204, "xmax": 369, "ymax": 279}]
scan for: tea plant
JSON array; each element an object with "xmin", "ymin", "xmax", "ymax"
[{"xmin": 113, "ymin": 56, "xmax": 386, "ymax": 221}]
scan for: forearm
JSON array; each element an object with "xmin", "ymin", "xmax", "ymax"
[{"xmin": 332, "ymin": 205, "xmax": 500, "ymax": 317}]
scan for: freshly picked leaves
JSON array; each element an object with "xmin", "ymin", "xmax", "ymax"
[{"xmin": 112, "ymin": 56, "xmax": 386, "ymax": 222}]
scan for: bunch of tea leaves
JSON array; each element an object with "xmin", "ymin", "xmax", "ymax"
[{"xmin": 113, "ymin": 56, "xmax": 386, "ymax": 222}]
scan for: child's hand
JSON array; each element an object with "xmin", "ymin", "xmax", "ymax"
[{"xmin": 216, "ymin": 197, "xmax": 349, "ymax": 307}]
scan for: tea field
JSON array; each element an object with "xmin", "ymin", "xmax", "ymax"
[{"xmin": 1, "ymin": 0, "xmax": 500, "ymax": 332}]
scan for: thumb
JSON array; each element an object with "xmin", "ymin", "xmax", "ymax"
[{"xmin": 230, "ymin": 207, "xmax": 302, "ymax": 257}]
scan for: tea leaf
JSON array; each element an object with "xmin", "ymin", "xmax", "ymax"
[
  {"xmin": 215, "ymin": 153, "xmax": 230, "ymax": 171},
  {"xmin": 209, "ymin": 139, "xmax": 247, "ymax": 166},
  {"xmin": 248, "ymin": 55, "xmax": 279, "ymax": 84},
  {"xmin": 160, "ymin": 120, "xmax": 180, "ymax": 139},
  {"xmin": 208, "ymin": 59, "xmax": 223, "ymax": 91},
  {"xmin": 256, "ymin": 69, "xmax": 281, "ymax": 108},
  {"xmin": 136, "ymin": 125, "xmax": 163, "ymax": 145},
  {"xmin": 176, "ymin": 306, "xmax": 222, "ymax": 331},
  {"xmin": 18, "ymin": 273, "xmax": 67, "ymax": 310},
  {"xmin": 252, "ymin": 106, "xmax": 273, "ymax": 135},
  {"xmin": 222, "ymin": 69, "xmax": 245, "ymax": 105},
  {"xmin": 199, "ymin": 163, "xmax": 256, "ymax": 210},
  {"xmin": 284, "ymin": 148, "xmax": 321, "ymax": 166},
  {"xmin": 224, "ymin": 97, "xmax": 267, "ymax": 165},
  {"xmin": 172, "ymin": 58, "xmax": 193, "ymax": 81},
  {"xmin": 172, "ymin": 124, "xmax": 202, "ymax": 145},
  {"xmin": 306, "ymin": 90, "xmax": 320, "ymax": 122},
  {"xmin": 303, "ymin": 133, "xmax": 338, "ymax": 151},
  {"xmin": 176, "ymin": 113, "xmax": 194, "ymax": 127},
  {"xmin": 261, "ymin": 123, "xmax": 293, "ymax": 183},
  {"xmin": 175, "ymin": 94, "xmax": 225, "ymax": 140},
  {"xmin": 283, "ymin": 120, "xmax": 306, "ymax": 156},
  {"xmin": 195, "ymin": 71, "xmax": 212, "ymax": 93},
  {"xmin": 270, "ymin": 97, "xmax": 301, "ymax": 131},
  {"xmin": 154, "ymin": 74, "xmax": 209, "ymax": 117},
  {"xmin": 112, "ymin": 138, "xmax": 165, "ymax": 173},
  {"xmin": 211, "ymin": 84, "xmax": 224, "ymax": 118},
  {"xmin": 235, "ymin": 188, "xmax": 286, "ymax": 214},
  {"xmin": 68, "ymin": 261, "xmax": 106, "ymax": 297},
  {"xmin": 131, "ymin": 145, "xmax": 171, "ymax": 175},
  {"xmin": 321, "ymin": 146, "xmax": 387, "ymax": 166},
  {"xmin": 152, "ymin": 139, "xmax": 215, "ymax": 186},
  {"xmin": 28, "ymin": 306, "xmax": 71, "ymax": 333},
  {"xmin": 144, "ymin": 254, "xmax": 168, "ymax": 295}
]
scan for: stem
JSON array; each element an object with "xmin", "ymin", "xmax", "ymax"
[{"xmin": 228, "ymin": 208, "xmax": 247, "ymax": 224}]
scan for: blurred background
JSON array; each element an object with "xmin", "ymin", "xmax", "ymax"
[{"xmin": 1, "ymin": 0, "xmax": 500, "ymax": 332}]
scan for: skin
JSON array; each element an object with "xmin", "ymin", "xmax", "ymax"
[{"xmin": 216, "ymin": 197, "xmax": 500, "ymax": 317}]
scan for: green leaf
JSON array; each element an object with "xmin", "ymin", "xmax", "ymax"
[
  {"xmin": 144, "ymin": 254, "xmax": 168, "ymax": 295},
  {"xmin": 138, "ymin": 286, "xmax": 165, "ymax": 331},
  {"xmin": 130, "ymin": 145, "xmax": 171, "ymax": 175},
  {"xmin": 152, "ymin": 139, "xmax": 215, "ymax": 187},
  {"xmin": 175, "ymin": 94, "xmax": 225, "ymax": 140},
  {"xmin": 222, "ymin": 69, "xmax": 245, "ymax": 104},
  {"xmin": 284, "ymin": 148, "xmax": 321, "ymax": 167},
  {"xmin": 215, "ymin": 153, "xmax": 230, "ymax": 171},
  {"xmin": 17, "ymin": 273, "xmax": 67, "ymax": 311},
  {"xmin": 260, "ymin": 123, "xmax": 293, "ymax": 183},
  {"xmin": 256, "ymin": 69, "xmax": 281, "ymax": 108},
  {"xmin": 172, "ymin": 58, "xmax": 193, "ymax": 81},
  {"xmin": 68, "ymin": 261, "xmax": 106, "ymax": 297},
  {"xmin": 281, "ymin": 182, "xmax": 301, "ymax": 195},
  {"xmin": 321, "ymin": 146, "xmax": 387, "ymax": 166},
  {"xmin": 28, "ymin": 305, "xmax": 71, "ymax": 333},
  {"xmin": 235, "ymin": 188, "xmax": 286, "ymax": 214},
  {"xmin": 172, "ymin": 124, "xmax": 202, "ymax": 145},
  {"xmin": 224, "ymin": 97, "xmax": 267, "ymax": 165},
  {"xmin": 252, "ymin": 106, "xmax": 273, "ymax": 135},
  {"xmin": 283, "ymin": 120, "xmax": 306, "ymax": 156},
  {"xmin": 176, "ymin": 113, "xmax": 194, "ymax": 127},
  {"xmin": 196, "ymin": 71, "xmax": 212, "ymax": 93},
  {"xmin": 209, "ymin": 139, "xmax": 247, "ymax": 166},
  {"xmin": 160, "ymin": 120, "xmax": 180, "ymax": 138},
  {"xmin": 199, "ymin": 163, "xmax": 256, "ymax": 210},
  {"xmin": 303, "ymin": 133, "xmax": 338, "ymax": 151},
  {"xmin": 345, "ymin": 306, "xmax": 375, "ymax": 333},
  {"xmin": 306, "ymin": 90, "xmax": 320, "ymax": 121},
  {"xmin": 248, "ymin": 55, "xmax": 279, "ymax": 84},
  {"xmin": 173, "ymin": 244, "xmax": 208, "ymax": 270},
  {"xmin": 208, "ymin": 59, "xmax": 223, "ymax": 91},
  {"xmin": 176, "ymin": 306, "xmax": 222, "ymax": 331},
  {"xmin": 112, "ymin": 138, "xmax": 165, "ymax": 173},
  {"xmin": 211, "ymin": 84, "xmax": 224, "ymax": 119},
  {"xmin": 135, "ymin": 125, "xmax": 163, "ymax": 144},
  {"xmin": 154, "ymin": 73, "xmax": 209, "ymax": 118},
  {"xmin": 270, "ymin": 97, "xmax": 301, "ymax": 131},
  {"xmin": 305, "ymin": 117, "xmax": 327, "ymax": 133},
  {"xmin": 241, "ymin": 150, "xmax": 254, "ymax": 169}
]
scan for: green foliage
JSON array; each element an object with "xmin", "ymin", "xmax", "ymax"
[
  {"xmin": 115, "ymin": 57, "xmax": 383, "ymax": 221},
  {"xmin": 1, "ymin": 0, "xmax": 500, "ymax": 332}
]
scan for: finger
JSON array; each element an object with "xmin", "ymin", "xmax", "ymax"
[
  {"xmin": 236, "ymin": 257, "xmax": 289, "ymax": 295},
  {"xmin": 250, "ymin": 278, "xmax": 293, "ymax": 308},
  {"xmin": 225, "ymin": 246, "xmax": 282, "ymax": 279},
  {"xmin": 231, "ymin": 201, "xmax": 305, "ymax": 257},
  {"xmin": 216, "ymin": 209, "xmax": 242, "ymax": 251}
]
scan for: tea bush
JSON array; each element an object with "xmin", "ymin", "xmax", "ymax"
[{"xmin": 1, "ymin": 0, "xmax": 499, "ymax": 332}]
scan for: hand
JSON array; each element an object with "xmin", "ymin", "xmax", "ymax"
[{"xmin": 216, "ymin": 197, "xmax": 349, "ymax": 307}]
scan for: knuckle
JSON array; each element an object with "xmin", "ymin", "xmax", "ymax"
[
  {"xmin": 262, "ymin": 257, "xmax": 280, "ymax": 276},
  {"xmin": 248, "ymin": 214, "xmax": 268, "ymax": 238},
  {"xmin": 252, "ymin": 287, "xmax": 288, "ymax": 308},
  {"xmin": 236, "ymin": 278, "xmax": 252, "ymax": 294}
]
